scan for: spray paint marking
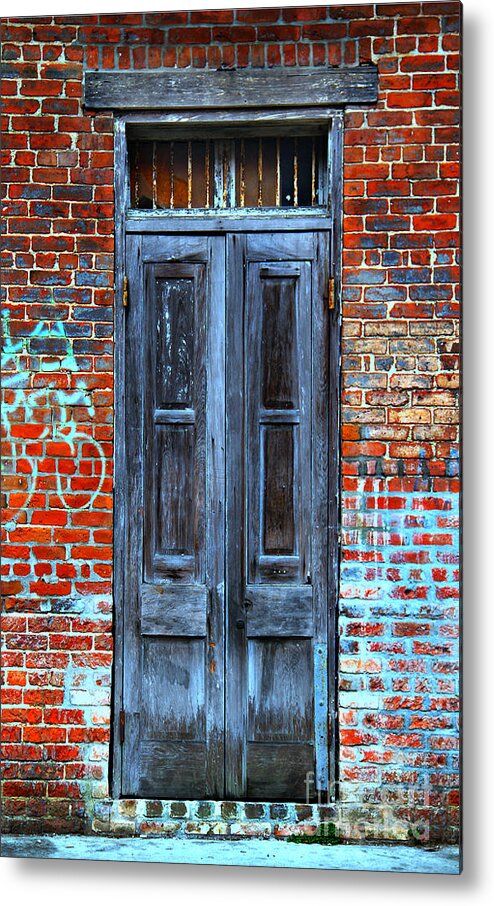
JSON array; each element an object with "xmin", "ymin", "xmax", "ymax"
[{"xmin": 2, "ymin": 303, "xmax": 107, "ymax": 528}]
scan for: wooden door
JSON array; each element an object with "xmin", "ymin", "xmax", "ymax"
[
  {"xmin": 122, "ymin": 234, "xmax": 225, "ymax": 798},
  {"xmin": 121, "ymin": 229, "xmax": 330, "ymax": 801},
  {"xmin": 225, "ymin": 232, "xmax": 330, "ymax": 801}
]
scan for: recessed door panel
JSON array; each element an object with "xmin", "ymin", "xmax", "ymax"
[
  {"xmin": 260, "ymin": 275, "xmax": 299, "ymax": 409},
  {"xmin": 141, "ymin": 637, "xmax": 206, "ymax": 741},
  {"xmin": 156, "ymin": 424, "xmax": 194, "ymax": 556},
  {"xmin": 155, "ymin": 275, "xmax": 195, "ymax": 409},
  {"xmin": 262, "ymin": 424, "xmax": 296, "ymax": 556},
  {"xmin": 247, "ymin": 639, "xmax": 314, "ymax": 742}
]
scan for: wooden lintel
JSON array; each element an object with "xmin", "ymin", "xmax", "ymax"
[{"xmin": 84, "ymin": 66, "xmax": 378, "ymax": 111}]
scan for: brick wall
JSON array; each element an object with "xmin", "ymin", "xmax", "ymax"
[{"xmin": 1, "ymin": 3, "xmax": 461, "ymax": 841}]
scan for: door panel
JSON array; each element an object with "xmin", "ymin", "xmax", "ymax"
[
  {"xmin": 225, "ymin": 232, "xmax": 330, "ymax": 801},
  {"xmin": 144, "ymin": 261, "xmax": 206, "ymax": 583},
  {"xmin": 246, "ymin": 258, "xmax": 311, "ymax": 587},
  {"xmin": 262, "ymin": 425, "xmax": 296, "ymax": 555},
  {"xmin": 260, "ymin": 272, "xmax": 299, "ymax": 409},
  {"xmin": 247, "ymin": 639, "xmax": 314, "ymax": 741},
  {"xmin": 122, "ymin": 234, "xmax": 225, "ymax": 799},
  {"xmin": 122, "ymin": 228, "xmax": 330, "ymax": 802},
  {"xmin": 155, "ymin": 274, "xmax": 194, "ymax": 408}
]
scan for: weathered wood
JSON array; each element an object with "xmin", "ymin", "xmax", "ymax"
[
  {"xmin": 314, "ymin": 642, "xmax": 329, "ymax": 790},
  {"xmin": 143, "ymin": 259, "xmax": 206, "ymax": 585},
  {"xmin": 225, "ymin": 233, "xmax": 247, "ymax": 798},
  {"xmin": 154, "ymin": 408, "xmax": 195, "ymax": 425},
  {"xmin": 246, "ymin": 744, "xmax": 315, "ymax": 802},
  {"xmin": 248, "ymin": 640, "xmax": 314, "ymax": 741},
  {"xmin": 122, "ymin": 233, "xmax": 225, "ymax": 799},
  {"xmin": 260, "ymin": 273, "xmax": 299, "ymax": 409},
  {"xmin": 156, "ymin": 425, "xmax": 195, "ymax": 554},
  {"xmin": 259, "ymin": 264, "xmax": 301, "ymax": 278},
  {"xmin": 124, "ymin": 106, "xmax": 335, "ymax": 133},
  {"xmin": 224, "ymin": 232, "xmax": 330, "ymax": 799},
  {"xmin": 245, "ymin": 585, "xmax": 313, "ymax": 637},
  {"xmin": 141, "ymin": 637, "xmax": 206, "ymax": 739},
  {"xmin": 263, "ymin": 427, "xmax": 295, "ymax": 554},
  {"xmin": 140, "ymin": 585, "xmax": 207, "ymax": 636},
  {"xmin": 126, "ymin": 212, "xmax": 332, "ymax": 233},
  {"xmin": 120, "ymin": 227, "xmax": 334, "ymax": 800},
  {"xmin": 259, "ymin": 408, "xmax": 299, "ymax": 424},
  {"xmin": 139, "ymin": 741, "xmax": 207, "ymax": 798},
  {"xmin": 155, "ymin": 271, "xmax": 194, "ymax": 407},
  {"xmin": 327, "ymin": 113, "xmax": 344, "ymax": 801},
  {"xmin": 312, "ymin": 230, "xmax": 331, "ymax": 793},
  {"xmin": 84, "ymin": 67, "xmax": 378, "ymax": 110},
  {"xmin": 204, "ymin": 234, "xmax": 226, "ymax": 797},
  {"xmin": 246, "ymin": 241, "xmax": 312, "ymax": 586}
]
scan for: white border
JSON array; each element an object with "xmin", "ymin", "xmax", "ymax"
[{"xmin": 1, "ymin": 0, "xmax": 493, "ymax": 901}]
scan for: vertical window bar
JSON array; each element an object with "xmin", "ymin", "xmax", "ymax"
[
  {"xmin": 257, "ymin": 137, "xmax": 263, "ymax": 207},
  {"xmin": 187, "ymin": 140, "xmax": 192, "ymax": 209},
  {"xmin": 134, "ymin": 142, "xmax": 139, "ymax": 208},
  {"xmin": 275, "ymin": 137, "xmax": 281, "ymax": 207},
  {"xmin": 240, "ymin": 138, "xmax": 245, "ymax": 208},
  {"xmin": 320, "ymin": 134, "xmax": 327, "ymax": 208},
  {"xmin": 152, "ymin": 141, "xmax": 157, "ymax": 210},
  {"xmin": 294, "ymin": 137, "xmax": 298, "ymax": 207},
  {"xmin": 311, "ymin": 137, "xmax": 316, "ymax": 206},
  {"xmin": 326, "ymin": 127, "xmax": 332, "ymax": 210},
  {"xmin": 222, "ymin": 143, "xmax": 228, "ymax": 208},
  {"xmin": 213, "ymin": 140, "xmax": 223, "ymax": 209},
  {"xmin": 225, "ymin": 139, "xmax": 235, "ymax": 208},
  {"xmin": 205, "ymin": 141, "xmax": 210, "ymax": 208},
  {"xmin": 170, "ymin": 141, "xmax": 175, "ymax": 210}
]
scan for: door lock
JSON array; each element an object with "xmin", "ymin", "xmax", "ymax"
[{"xmin": 236, "ymin": 619, "xmax": 245, "ymax": 630}]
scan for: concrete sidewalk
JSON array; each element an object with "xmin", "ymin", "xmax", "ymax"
[{"xmin": 0, "ymin": 835, "xmax": 461, "ymax": 874}]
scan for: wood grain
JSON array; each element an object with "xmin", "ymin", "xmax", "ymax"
[{"xmin": 84, "ymin": 67, "xmax": 378, "ymax": 110}]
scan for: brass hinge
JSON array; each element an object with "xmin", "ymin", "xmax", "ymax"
[
  {"xmin": 122, "ymin": 275, "xmax": 129, "ymax": 308},
  {"xmin": 328, "ymin": 276, "xmax": 335, "ymax": 310},
  {"xmin": 119, "ymin": 708, "xmax": 125, "ymax": 745}
]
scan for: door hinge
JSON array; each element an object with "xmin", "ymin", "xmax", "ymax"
[
  {"xmin": 122, "ymin": 275, "xmax": 129, "ymax": 308},
  {"xmin": 328, "ymin": 276, "xmax": 335, "ymax": 310},
  {"xmin": 119, "ymin": 708, "xmax": 125, "ymax": 745}
]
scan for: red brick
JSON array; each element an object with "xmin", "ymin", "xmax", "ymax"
[
  {"xmin": 401, "ymin": 54, "xmax": 446, "ymax": 72},
  {"xmin": 388, "ymin": 91, "xmax": 432, "ymax": 108},
  {"xmin": 397, "ymin": 16, "xmax": 441, "ymax": 35}
]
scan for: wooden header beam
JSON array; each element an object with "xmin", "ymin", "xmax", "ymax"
[{"xmin": 84, "ymin": 66, "xmax": 378, "ymax": 111}]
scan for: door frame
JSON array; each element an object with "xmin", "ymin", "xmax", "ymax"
[{"xmin": 111, "ymin": 109, "xmax": 343, "ymax": 801}]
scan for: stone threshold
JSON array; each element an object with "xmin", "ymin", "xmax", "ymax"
[{"xmin": 0, "ymin": 835, "xmax": 461, "ymax": 874}]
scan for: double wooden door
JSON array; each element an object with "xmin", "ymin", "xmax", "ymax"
[{"xmin": 121, "ymin": 229, "xmax": 331, "ymax": 801}]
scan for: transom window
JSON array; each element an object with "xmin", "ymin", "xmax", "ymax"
[{"xmin": 128, "ymin": 130, "xmax": 328, "ymax": 211}]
